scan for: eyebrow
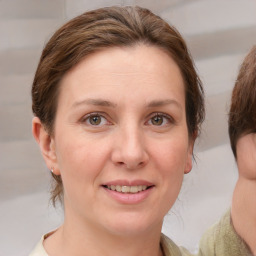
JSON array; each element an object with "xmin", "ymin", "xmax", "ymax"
[
  {"xmin": 71, "ymin": 98, "xmax": 181, "ymax": 109},
  {"xmin": 146, "ymin": 99, "xmax": 182, "ymax": 109},
  {"xmin": 72, "ymin": 98, "xmax": 117, "ymax": 108}
]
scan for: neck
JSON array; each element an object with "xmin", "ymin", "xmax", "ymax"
[{"xmin": 44, "ymin": 211, "xmax": 164, "ymax": 256}]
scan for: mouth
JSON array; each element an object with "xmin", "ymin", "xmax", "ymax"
[{"xmin": 102, "ymin": 185, "xmax": 153, "ymax": 194}]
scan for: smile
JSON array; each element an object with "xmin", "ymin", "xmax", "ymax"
[
  {"xmin": 104, "ymin": 185, "xmax": 149, "ymax": 193},
  {"xmin": 102, "ymin": 181, "xmax": 154, "ymax": 204}
]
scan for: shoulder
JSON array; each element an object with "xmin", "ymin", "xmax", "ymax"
[
  {"xmin": 29, "ymin": 236, "xmax": 48, "ymax": 256},
  {"xmin": 29, "ymin": 231, "xmax": 55, "ymax": 256},
  {"xmin": 199, "ymin": 209, "xmax": 252, "ymax": 255},
  {"xmin": 161, "ymin": 233, "xmax": 193, "ymax": 256}
]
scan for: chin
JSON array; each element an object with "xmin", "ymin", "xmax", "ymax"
[{"xmin": 101, "ymin": 211, "xmax": 163, "ymax": 237}]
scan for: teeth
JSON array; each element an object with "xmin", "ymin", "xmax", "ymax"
[
  {"xmin": 116, "ymin": 185, "xmax": 121, "ymax": 192},
  {"xmin": 130, "ymin": 186, "xmax": 138, "ymax": 193},
  {"xmin": 106, "ymin": 185, "xmax": 149, "ymax": 193},
  {"xmin": 121, "ymin": 186, "xmax": 129, "ymax": 193}
]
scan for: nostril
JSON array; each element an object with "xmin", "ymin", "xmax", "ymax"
[
  {"xmin": 126, "ymin": 161, "xmax": 145, "ymax": 170},
  {"xmin": 114, "ymin": 161, "xmax": 145, "ymax": 169}
]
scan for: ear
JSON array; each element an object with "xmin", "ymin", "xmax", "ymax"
[
  {"xmin": 184, "ymin": 140, "xmax": 194, "ymax": 174},
  {"xmin": 32, "ymin": 117, "xmax": 60, "ymax": 175}
]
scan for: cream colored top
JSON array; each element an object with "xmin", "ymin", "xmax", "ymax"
[
  {"xmin": 29, "ymin": 211, "xmax": 252, "ymax": 256},
  {"xmin": 29, "ymin": 236, "xmax": 46, "ymax": 256}
]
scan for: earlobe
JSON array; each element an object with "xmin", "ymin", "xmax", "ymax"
[
  {"xmin": 32, "ymin": 117, "xmax": 60, "ymax": 175},
  {"xmin": 184, "ymin": 153, "xmax": 193, "ymax": 174}
]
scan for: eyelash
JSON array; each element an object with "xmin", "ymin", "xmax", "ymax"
[
  {"xmin": 81, "ymin": 112, "xmax": 111, "ymax": 127},
  {"xmin": 80, "ymin": 112, "xmax": 174, "ymax": 127},
  {"xmin": 146, "ymin": 112, "xmax": 175, "ymax": 126}
]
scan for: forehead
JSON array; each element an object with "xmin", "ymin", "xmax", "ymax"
[{"xmin": 59, "ymin": 45, "xmax": 185, "ymax": 106}]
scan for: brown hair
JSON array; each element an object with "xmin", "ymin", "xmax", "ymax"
[
  {"xmin": 32, "ymin": 6, "xmax": 204, "ymax": 205},
  {"xmin": 229, "ymin": 45, "xmax": 256, "ymax": 158},
  {"xmin": 228, "ymin": 46, "xmax": 256, "ymax": 158}
]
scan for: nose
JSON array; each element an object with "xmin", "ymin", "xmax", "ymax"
[{"xmin": 111, "ymin": 125, "xmax": 149, "ymax": 170}]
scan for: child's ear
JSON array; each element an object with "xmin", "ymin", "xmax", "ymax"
[{"xmin": 32, "ymin": 117, "xmax": 60, "ymax": 175}]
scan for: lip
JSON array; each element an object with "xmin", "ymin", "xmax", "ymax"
[{"xmin": 102, "ymin": 180, "xmax": 155, "ymax": 204}]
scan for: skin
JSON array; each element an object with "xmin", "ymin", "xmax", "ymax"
[
  {"xmin": 232, "ymin": 133, "xmax": 256, "ymax": 255},
  {"xmin": 33, "ymin": 44, "xmax": 193, "ymax": 256}
]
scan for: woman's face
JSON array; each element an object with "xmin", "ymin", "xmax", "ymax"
[{"xmin": 51, "ymin": 45, "xmax": 193, "ymax": 236}]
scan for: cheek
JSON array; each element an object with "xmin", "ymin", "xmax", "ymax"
[
  {"xmin": 154, "ymin": 143, "xmax": 187, "ymax": 215},
  {"xmin": 153, "ymin": 136, "xmax": 190, "ymax": 197},
  {"xmin": 55, "ymin": 138, "xmax": 111, "ymax": 206},
  {"xmin": 237, "ymin": 150, "xmax": 256, "ymax": 175},
  {"xmin": 236, "ymin": 135, "xmax": 256, "ymax": 175},
  {"xmin": 56, "ymin": 131, "xmax": 110, "ymax": 169},
  {"xmin": 55, "ymin": 135, "xmax": 115, "ymax": 201},
  {"xmin": 153, "ymin": 137, "xmax": 190, "ymax": 175}
]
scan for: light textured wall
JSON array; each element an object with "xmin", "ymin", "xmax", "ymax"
[
  {"xmin": 0, "ymin": 0, "xmax": 66, "ymax": 205},
  {"xmin": 65, "ymin": 0, "xmax": 126, "ymax": 19}
]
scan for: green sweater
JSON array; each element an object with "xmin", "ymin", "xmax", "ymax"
[
  {"xmin": 30, "ymin": 211, "xmax": 252, "ymax": 256},
  {"xmin": 161, "ymin": 210, "xmax": 252, "ymax": 255}
]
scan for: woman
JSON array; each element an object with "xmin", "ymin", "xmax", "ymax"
[{"xmin": 29, "ymin": 6, "xmax": 251, "ymax": 256}]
